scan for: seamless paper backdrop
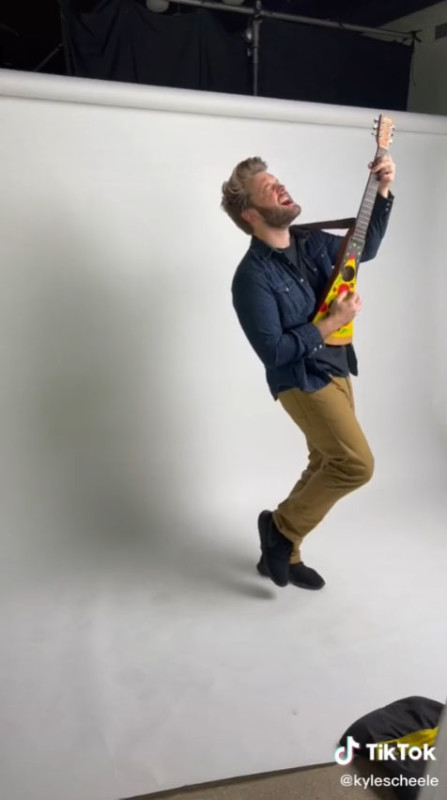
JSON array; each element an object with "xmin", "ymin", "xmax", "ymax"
[{"xmin": 0, "ymin": 71, "xmax": 446, "ymax": 800}]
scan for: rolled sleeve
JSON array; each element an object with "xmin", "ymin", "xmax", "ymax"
[
  {"xmin": 316, "ymin": 191, "xmax": 394, "ymax": 266},
  {"xmin": 361, "ymin": 191, "xmax": 394, "ymax": 261},
  {"xmin": 297, "ymin": 320, "xmax": 324, "ymax": 355}
]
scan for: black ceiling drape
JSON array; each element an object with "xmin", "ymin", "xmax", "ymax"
[
  {"xmin": 260, "ymin": 18, "xmax": 412, "ymax": 109},
  {"xmin": 60, "ymin": 0, "xmax": 412, "ymax": 110}
]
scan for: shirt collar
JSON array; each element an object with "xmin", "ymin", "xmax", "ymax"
[{"xmin": 249, "ymin": 225, "xmax": 309, "ymax": 258}]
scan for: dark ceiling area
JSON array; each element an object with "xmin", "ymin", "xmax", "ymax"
[{"xmin": 0, "ymin": 0, "xmax": 435, "ymax": 76}]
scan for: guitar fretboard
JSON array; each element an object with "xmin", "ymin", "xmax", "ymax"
[{"xmin": 353, "ymin": 145, "xmax": 388, "ymax": 245}]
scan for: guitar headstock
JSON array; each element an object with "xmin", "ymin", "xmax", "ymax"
[{"xmin": 372, "ymin": 114, "xmax": 395, "ymax": 150}]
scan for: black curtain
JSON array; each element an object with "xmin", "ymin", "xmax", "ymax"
[
  {"xmin": 60, "ymin": 0, "xmax": 412, "ymax": 110},
  {"xmin": 260, "ymin": 19, "xmax": 412, "ymax": 109},
  {"xmin": 60, "ymin": 0, "xmax": 251, "ymax": 94}
]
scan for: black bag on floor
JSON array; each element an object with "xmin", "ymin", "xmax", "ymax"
[{"xmin": 339, "ymin": 695, "xmax": 444, "ymax": 799}]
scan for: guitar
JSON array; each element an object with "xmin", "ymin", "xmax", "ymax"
[{"xmin": 311, "ymin": 114, "xmax": 395, "ymax": 346}]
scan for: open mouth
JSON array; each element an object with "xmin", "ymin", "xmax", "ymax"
[{"xmin": 279, "ymin": 194, "xmax": 294, "ymax": 206}]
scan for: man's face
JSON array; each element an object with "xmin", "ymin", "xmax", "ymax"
[{"xmin": 246, "ymin": 171, "xmax": 301, "ymax": 229}]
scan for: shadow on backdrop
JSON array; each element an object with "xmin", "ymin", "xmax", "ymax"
[{"xmin": 2, "ymin": 210, "xmax": 273, "ymax": 602}]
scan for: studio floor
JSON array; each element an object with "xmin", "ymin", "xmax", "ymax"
[
  {"xmin": 1, "ymin": 465, "xmax": 446, "ymax": 800},
  {"xmin": 127, "ymin": 761, "xmax": 394, "ymax": 800}
]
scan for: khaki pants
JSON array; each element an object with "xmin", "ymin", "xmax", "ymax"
[{"xmin": 273, "ymin": 376, "xmax": 374, "ymax": 564}]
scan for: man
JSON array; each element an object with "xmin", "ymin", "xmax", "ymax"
[{"xmin": 221, "ymin": 154, "xmax": 395, "ymax": 589}]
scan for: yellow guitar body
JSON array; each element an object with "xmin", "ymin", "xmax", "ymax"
[{"xmin": 312, "ymin": 241, "xmax": 362, "ymax": 346}]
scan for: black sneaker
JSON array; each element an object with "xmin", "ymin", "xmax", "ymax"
[
  {"xmin": 257, "ymin": 556, "xmax": 325, "ymax": 590},
  {"xmin": 256, "ymin": 557, "xmax": 269, "ymax": 578},
  {"xmin": 257, "ymin": 510, "xmax": 292, "ymax": 587},
  {"xmin": 289, "ymin": 562, "xmax": 325, "ymax": 590}
]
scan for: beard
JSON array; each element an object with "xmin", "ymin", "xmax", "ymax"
[{"xmin": 253, "ymin": 202, "xmax": 301, "ymax": 229}]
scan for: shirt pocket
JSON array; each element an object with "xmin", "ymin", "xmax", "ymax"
[
  {"xmin": 272, "ymin": 278, "xmax": 308, "ymax": 328},
  {"xmin": 313, "ymin": 246, "xmax": 333, "ymax": 279}
]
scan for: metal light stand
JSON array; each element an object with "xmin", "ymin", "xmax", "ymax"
[
  {"xmin": 170, "ymin": 0, "xmax": 420, "ymax": 98},
  {"xmin": 251, "ymin": 0, "xmax": 262, "ymax": 96}
]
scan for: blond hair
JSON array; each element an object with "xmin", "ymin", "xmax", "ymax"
[{"xmin": 221, "ymin": 156, "xmax": 267, "ymax": 235}]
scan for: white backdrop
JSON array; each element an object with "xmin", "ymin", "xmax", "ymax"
[{"xmin": 1, "ymin": 70, "xmax": 447, "ymax": 800}]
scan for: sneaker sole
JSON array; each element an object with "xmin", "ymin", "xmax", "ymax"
[
  {"xmin": 258, "ymin": 562, "xmax": 325, "ymax": 590},
  {"xmin": 289, "ymin": 579, "xmax": 325, "ymax": 591}
]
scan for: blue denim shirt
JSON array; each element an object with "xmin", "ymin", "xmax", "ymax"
[{"xmin": 231, "ymin": 193, "xmax": 393, "ymax": 399}]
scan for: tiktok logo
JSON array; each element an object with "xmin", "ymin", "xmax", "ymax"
[{"xmin": 334, "ymin": 736, "xmax": 361, "ymax": 765}]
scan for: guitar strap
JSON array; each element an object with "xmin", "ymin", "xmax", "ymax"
[{"xmin": 296, "ymin": 217, "xmax": 356, "ymax": 231}]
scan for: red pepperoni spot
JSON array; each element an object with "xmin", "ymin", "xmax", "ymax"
[
  {"xmin": 338, "ymin": 284, "xmax": 350, "ymax": 295},
  {"xmin": 320, "ymin": 303, "xmax": 328, "ymax": 312}
]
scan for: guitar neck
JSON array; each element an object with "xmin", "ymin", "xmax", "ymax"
[{"xmin": 352, "ymin": 145, "xmax": 388, "ymax": 246}]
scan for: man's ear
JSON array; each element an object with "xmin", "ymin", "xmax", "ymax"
[{"xmin": 241, "ymin": 207, "xmax": 256, "ymax": 226}]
